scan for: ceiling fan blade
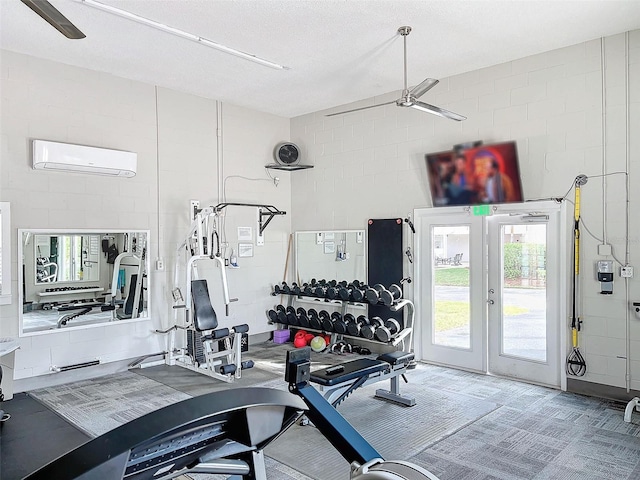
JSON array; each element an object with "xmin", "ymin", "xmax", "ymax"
[
  {"xmin": 325, "ymin": 100, "xmax": 396, "ymax": 117},
  {"xmin": 410, "ymin": 100, "xmax": 466, "ymax": 121},
  {"xmin": 21, "ymin": 0, "xmax": 86, "ymax": 39},
  {"xmin": 409, "ymin": 78, "xmax": 439, "ymax": 99}
]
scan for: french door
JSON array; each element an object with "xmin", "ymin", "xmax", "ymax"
[{"xmin": 414, "ymin": 201, "xmax": 565, "ymax": 387}]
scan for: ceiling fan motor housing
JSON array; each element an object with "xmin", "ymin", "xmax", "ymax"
[{"xmin": 274, "ymin": 142, "xmax": 300, "ymax": 166}]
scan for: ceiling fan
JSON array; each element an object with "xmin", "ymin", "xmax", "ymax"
[
  {"xmin": 327, "ymin": 26, "xmax": 466, "ymax": 121},
  {"xmin": 21, "ymin": 0, "xmax": 85, "ymax": 39}
]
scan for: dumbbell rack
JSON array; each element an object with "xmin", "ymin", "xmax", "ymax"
[{"xmin": 267, "ymin": 290, "xmax": 415, "ymax": 353}]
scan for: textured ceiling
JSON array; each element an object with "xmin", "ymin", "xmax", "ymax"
[{"xmin": 1, "ymin": 0, "xmax": 640, "ymax": 118}]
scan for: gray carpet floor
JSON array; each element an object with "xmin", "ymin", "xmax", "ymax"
[{"xmin": 28, "ymin": 342, "xmax": 640, "ymax": 480}]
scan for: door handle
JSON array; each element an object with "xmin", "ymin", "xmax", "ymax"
[
  {"xmin": 488, "ymin": 289, "xmax": 495, "ymax": 294},
  {"xmin": 487, "ymin": 299, "xmax": 495, "ymax": 305}
]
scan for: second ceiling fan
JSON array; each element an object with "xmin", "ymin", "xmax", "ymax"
[{"xmin": 327, "ymin": 26, "xmax": 466, "ymax": 121}]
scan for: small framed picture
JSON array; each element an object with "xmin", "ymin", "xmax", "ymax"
[
  {"xmin": 237, "ymin": 227, "xmax": 252, "ymax": 241},
  {"xmin": 238, "ymin": 243, "xmax": 254, "ymax": 258},
  {"xmin": 324, "ymin": 232, "xmax": 335, "ymax": 241},
  {"xmin": 324, "ymin": 241, "xmax": 335, "ymax": 254}
]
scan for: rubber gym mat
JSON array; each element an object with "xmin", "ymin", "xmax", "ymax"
[
  {"xmin": 29, "ymin": 371, "xmax": 191, "ymax": 437},
  {"xmin": 264, "ymin": 380, "xmax": 498, "ymax": 480}
]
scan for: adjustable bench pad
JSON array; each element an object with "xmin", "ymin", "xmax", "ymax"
[
  {"xmin": 310, "ymin": 358, "xmax": 388, "ymax": 386},
  {"xmin": 377, "ymin": 351, "xmax": 415, "ymax": 366}
]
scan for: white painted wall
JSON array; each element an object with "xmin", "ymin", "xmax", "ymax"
[
  {"xmin": 1, "ymin": 30, "xmax": 638, "ymax": 394},
  {"xmin": 0, "ymin": 50, "xmax": 290, "ymax": 388},
  {"xmin": 291, "ymin": 31, "xmax": 640, "ymax": 390}
]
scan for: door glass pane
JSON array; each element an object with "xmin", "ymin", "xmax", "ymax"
[
  {"xmin": 433, "ymin": 225, "xmax": 470, "ymax": 349},
  {"xmin": 501, "ymin": 224, "xmax": 547, "ymax": 361}
]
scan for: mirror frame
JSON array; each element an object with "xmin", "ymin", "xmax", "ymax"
[
  {"xmin": 0, "ymin": 202, "xmax": 11, "ymax": 305},
  {"xmin": 18, "ymin": 228, "xmax": 151, "ymax": 336},
  {"xmin": 294, "ymin": 229, "xmax": 367, "ymax": 286}
]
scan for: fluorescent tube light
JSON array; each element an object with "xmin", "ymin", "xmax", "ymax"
[{"xmin": 78, "ymin": 0, "xmax": 289, "ymax": 70}]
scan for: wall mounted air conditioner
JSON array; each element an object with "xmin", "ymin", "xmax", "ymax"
[{"xmin": 32, "ymin": 140, "xmax": 137, "ymax": 177}]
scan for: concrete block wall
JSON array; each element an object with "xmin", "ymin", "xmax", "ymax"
[
  {"xmin": 0, "ymin": 50, "xmax": 290, "ymax": 388},
  {"xmin": 291, "ymin": 31, "xmax": 640, "ymax": 390}
]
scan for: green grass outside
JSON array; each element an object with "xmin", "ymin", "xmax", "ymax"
[
  {"xmin": 435, "ymin": 300, "xmax": 529, "ymax": 332},
  {"xmin": 435, "ymin": 267, "xmax": 545, "ymax": 289},
  {"xmin": 435, "ymin": 267, "xmax": 469, "ymax": 286}
]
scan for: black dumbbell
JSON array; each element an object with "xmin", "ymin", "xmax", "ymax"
[
  {"xmin": 273, "ymin": 281, "xmax": 302, "ymax": 296},
  {"xmin": 347, "ymin": 315, "xmax": 370, "ymax": 337},
  {"xmin": 285, "ymin": 306, "xmax": 298, "ymax": 326},
  {"xmin": 273, "ymin": 305, "xmax": 287, "ymax": 324},
  {"xmin": 267, "ymin": 308, "xmax": 281, "ymax": 324},
  {"xmin": 350, "ymin": 281, "xmax": 368, "ymax": 302},
  {"xmin": 379, "ymin": 284, "xmax": 402, "ymax": 306},
  {"xmin": 361, "ymin": 316, "xmax": 383, "ymax": 340},
  {"xmin": 365, "ymin": 284, "xmax": 385, "ymax": 304},
  {"xmin": 333, "ymin": 312, "xmax": 348, "ymax": 334},
  {"xmin": 375, "ymin": 318, "xmax": 401, "ymax": 342},
  {"xmin": 343, "ymin": 313, "xmax": 355, "ymax": 331},
  {"xmin": 325, "ymin": 284, "xmax": 340, "ymax": 299},
  {"xmin": 330, "ymin": 340, "xmax": 352, "ymax": 354},
  {"xmin": 307, "ymin": 308, "xmax": 322, "ymax": 330},
  {"xmin": 319, "ymin": 310, "xmax": 334, "ymax": 332},
  {"xmin": 313, "ymin": 283, "xmax": 327, "ymax": 297},
  {"xmin": 338, "ymin": 284, "xmax": 351, "ymax": 301},
  {"xmin": 297, "ymin": 307, "xmax": 310, "ymax": 328},
  {"xmin": 302, "ymin": 283, "xmax": 314, "ymax": 296},
  {"xmin": 344, "ymin": 313, "xmax": 359, "ymax": 335}
]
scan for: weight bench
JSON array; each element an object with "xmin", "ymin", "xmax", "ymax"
[{"xmin": 310, "ymin": 351, "xmax": 416, "ymax": 407}]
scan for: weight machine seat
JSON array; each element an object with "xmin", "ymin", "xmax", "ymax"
[
  {"xmin": 192, "ymin": 279, "xmax": 218, "ymax": 332},
  {"xmin": 377, "ymin": 351, "xmax": 415, "ymax": 366},
  {"xmin": 310, "ymin": 358, "xmax": 388, "ymax": 386}
]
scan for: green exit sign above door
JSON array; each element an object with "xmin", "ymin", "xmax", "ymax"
[{"xmin": 472, "ymin": 205, "xmax": 492, "ymax": 216}]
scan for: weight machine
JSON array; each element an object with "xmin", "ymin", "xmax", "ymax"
[{"xmin": 143, "ymin": 203, "xmax": 284, "ymax": 382}]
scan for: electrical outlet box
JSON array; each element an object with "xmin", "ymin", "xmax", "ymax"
[
  {"xmin": 155, "ymin": 258, "xmax": 165, "ymax": 271},
  {"xmin": 621, "ymin": 266, "xmax": 634, "ymax": 278},
  {"xmin": 598, "ymin": 244, "xmax": 612, "ymax": 256}
]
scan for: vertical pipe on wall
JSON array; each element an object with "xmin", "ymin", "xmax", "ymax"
[
  {"xmin": 217, "ymin": 101, "xmax": 223, "ymax": 205},
  {"xmin": 624, "ymin": 31, "xmax": 631, "ymax": 393},
  {"xmin": 600, "ymin": 37, "xmax": 608, "ymax": 244},
  {"xmin": 155, "ymin": 86, "xmax": 161, "ymax": 260}
]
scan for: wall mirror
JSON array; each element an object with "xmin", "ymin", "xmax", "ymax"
[
  {"xmin": 33, "ymin": 233, "xmax": 101, "ymax": 284},
  {"xmin": 294, "ymin": 230, "xmax": 366, "ymax": 285},
  {"xmin": 0, "ymin": 202, "xmax": 11, "ymax": 305},
  {"xmin": 19, "ymin": 229, "xmax": 150, "ymax": 335}
]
